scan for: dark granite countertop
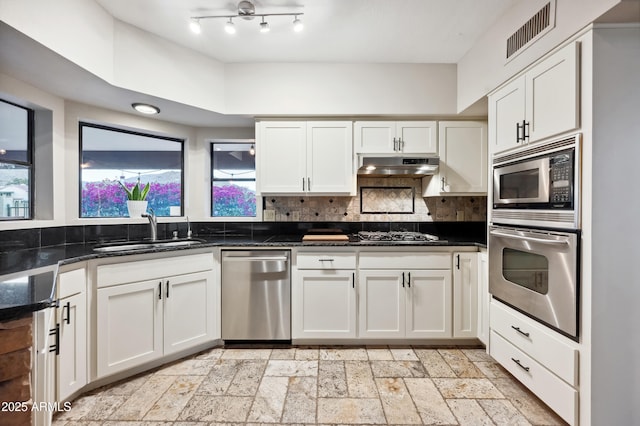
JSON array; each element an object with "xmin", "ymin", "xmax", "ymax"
[
  {"xmin": 0, "ymin": 268, "xmax": 57, "ymax": 322},
  {"xmin": 0, "ymin": 233, "xmax": 485, "ymax": 320}
]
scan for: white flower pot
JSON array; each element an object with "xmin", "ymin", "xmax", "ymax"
[{"xmin": 126, "ymin": 200, "xmax": 148, "ymax": 218}]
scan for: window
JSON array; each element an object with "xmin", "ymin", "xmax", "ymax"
[
  {"xmin": 211, "ymin": 142, "xmax": 257, "ymax": 217},
  {"xmin": 0, "ymin": 99, "xmax": 33, "ymax": 220},
  {"xmin": 80, "ymin": 123, "xmax": 184, "ymax": 218}
]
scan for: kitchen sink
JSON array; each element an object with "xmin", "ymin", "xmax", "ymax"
[{"xmin": 93, "ymin": 238, "xmax": 206, "ymax": 252}]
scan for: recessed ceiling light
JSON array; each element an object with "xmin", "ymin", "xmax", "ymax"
[{"xmin": 132, "ymin": 103, "xmax": 160, "ymax": 115}]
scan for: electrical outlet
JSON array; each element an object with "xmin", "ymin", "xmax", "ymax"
[
  {"xmin": 456, "ymin": 210, "xmax": 465, "ymax": 221},
  {"xmin": 263, "ymin": 210, "xmax": 275, "ymax": 221},
  {"xmin": 292, "ymin": 211, "xmax": 300, "ymax": 221}
]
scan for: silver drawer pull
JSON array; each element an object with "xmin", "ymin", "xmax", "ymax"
[
  {"xmin": 319, "ymin": 259, "xmax": 334, "ymax": 262},
  {"xmin": 511, "ymin": 325, "xmax": 530, "ymax": 337},
  {"xmin": 511, "ymin": 358, "xmax": 530, "ymax": 372}
]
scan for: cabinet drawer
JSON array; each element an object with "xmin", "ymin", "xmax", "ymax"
[
  {"xmin": 490, "ymin": 300, "xmax": 578, "ymax": 386},
  {"xmin": 297, "ymin": 253, "xmax": 356, "ymax": 270},
  {"xmin": 97, "ymin": 253, "xmax": 214, "ymax": 287},
  {"xmin": 359, "ymin": 252, "xmax": 450, "ymax": 269},
  {"xmin": 490, "ymin": 330, "xmax": 577, "ymax": 425},
  {"xmin": 57, "ymin": 268, "xmax": 85, "ymax": 298}
]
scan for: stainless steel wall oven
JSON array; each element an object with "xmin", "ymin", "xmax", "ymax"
[
  {"xmin": 490, "ymin": 133, "xmax": 581, "ymax": 340},
  {"xmin": 489, "ymin": 225, "xmax": 579, "ymax": 339}
]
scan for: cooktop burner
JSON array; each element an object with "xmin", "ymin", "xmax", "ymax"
[{"xmin": 358, "ymin": 231, "xmax": 440, "ymax": 242}]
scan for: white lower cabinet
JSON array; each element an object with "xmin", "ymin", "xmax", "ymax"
[
  {"xmin": 490, "ymin": 300, "xmax": 579, "ymax": 425},
  {"xmin": 452, "ymin": 252, "xmax": 478, "ymax": 338},
  {"xmin": 358, "ymin": 252, "xmax": 453, "ymax": 339},
  {"xmin": 56, "ymin": 267, "xmax": 87, "ymax": 403},
  {"xmin": 477, "ymin": 250, "xmax": 489, "ymax": 346},
  {"xmin": 95, "ymin": 253, "xmax": 216, "ymax": 379},
  {"xmin": 293, "ymin": 253, "xmax": 356, "ymax": 339}
]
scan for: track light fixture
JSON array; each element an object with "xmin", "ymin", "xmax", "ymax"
[{"xmin": 190, "ymin": 0, "xmax": 304, "ymax": 34}]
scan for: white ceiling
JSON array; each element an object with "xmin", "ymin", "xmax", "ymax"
[
  {"xmin": 96, "ymin": 0, "xmax": 518, "ymax": 64},
  {"xmin": 1, "ymin": 0, "xmax": 520, "ymax": 127}
]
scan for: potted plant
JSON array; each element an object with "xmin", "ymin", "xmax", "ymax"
[{"xmin": 119, "ymin": 179, "xmax": 150, "ymax": 218}]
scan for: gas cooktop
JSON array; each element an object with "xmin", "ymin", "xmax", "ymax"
[{"xmin": 357, "ymin": 231, "xmax": 442, "ymax": 243}]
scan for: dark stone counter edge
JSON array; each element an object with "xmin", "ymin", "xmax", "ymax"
[{"xmin": 0, "ymin": 238, "xmax": 486, "ymax": 321}]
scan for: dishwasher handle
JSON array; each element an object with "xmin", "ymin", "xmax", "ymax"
[{"xmin": 223, "ymin": 256, "xmax": 289, "ymax": 262}]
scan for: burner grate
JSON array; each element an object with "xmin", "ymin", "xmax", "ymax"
[{"xmin": 358, "ymin": 231, "xmax": 439, "ymax": 242}]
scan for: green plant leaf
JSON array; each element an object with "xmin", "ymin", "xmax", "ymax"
[
  {"xmin": 140, "ymin": 182, "xmax": 150, "ymax": 201},
  {"xmin": 132, "ymin": 183, "xmax": 140, "ymax": 200},
  {"xmin": 117, "ymin": 181, "xmax": 134, "ymax": 200}
]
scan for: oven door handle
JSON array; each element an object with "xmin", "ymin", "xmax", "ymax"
[{"xmin": 489, "ymin": 230, "xmax": 569, "ymax": 246}]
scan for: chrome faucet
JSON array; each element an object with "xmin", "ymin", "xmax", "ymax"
[{"xmin": 141, "ymin": 208, "xmax": 157, "ymax": 241}]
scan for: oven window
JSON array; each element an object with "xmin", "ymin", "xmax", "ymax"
[
  {"xmin": 502, "ymin": 248, "xmax": 549, "ymax": 294},
  {"xmin": 499, "ymin": 168, "xmax": 539, "ymax": 199}
]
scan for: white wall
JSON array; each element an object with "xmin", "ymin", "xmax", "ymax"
[
  {"xmin": 0, "ymin": 0, "xmax": 115, "ymax": 81},
  {"xmin": 590, "ymin": 25, "xmax": 640, "ymax": 426},
  {"xmin": 457, "ymin": 0, "xmax": 622, "ymax": 112},
  {"xmin": 224, "ymin": 63, "xmax": 457, "ymax": 115},
  {"xmin": 113, "ymin": 21, "xmax": 227, "ymax": 113}
]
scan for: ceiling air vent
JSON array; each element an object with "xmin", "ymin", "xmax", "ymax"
[{"xmin": 506, "ymin": 0, "xmax": 556, "ymax": 61}]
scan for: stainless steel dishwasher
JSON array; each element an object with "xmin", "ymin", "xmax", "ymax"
[{"xmin": 221, "ymin": 250, "xmax": 291, "ymax": 341}]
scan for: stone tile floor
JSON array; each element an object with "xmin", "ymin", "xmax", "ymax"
[{"xmin": 52, "ymin": 345, "xmax": 566, "ymax": 425}]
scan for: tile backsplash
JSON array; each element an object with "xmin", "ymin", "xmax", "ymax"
[{"xmin": 264, "ymin": 177, "xmax": 487, "ymax": 222}]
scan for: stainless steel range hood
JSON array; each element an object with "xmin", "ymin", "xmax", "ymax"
[{"xmin": 357, "ymin": 156, "xmax": 439, "ymax": 177}]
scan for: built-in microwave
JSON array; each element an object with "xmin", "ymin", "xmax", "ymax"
[{"xmin": 492, "ymin": 133, "xmax": 581, "ymax": 229}]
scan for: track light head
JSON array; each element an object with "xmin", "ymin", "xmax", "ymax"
[
  {"xmin": 293, "ymin": 16, "xmax": 304, "ymax": 32},
  {"xmin": 189, "ymin": 19, "xmax": 201, "ymax": 34},
  {"xmin": 225, "ymin": 18, "xmax": 236, "ymax": 34}
]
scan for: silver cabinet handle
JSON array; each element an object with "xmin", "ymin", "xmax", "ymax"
[
  {"xmin": 166, "ymin": 280, "xmax": 170, "ymax": 299},
  {"xmin": 225, "ymin": 256, "xmax": 288, "ymax": 262},
  {"xmin": 407, "ymin": 272, "xmax": 411, "ymax": 288},
  {"xmin": 400, "ymin": 138, "xmax": 404, "ymax": 151},
  {"xmin": 441, "ymin": 177, "xmax": 446, "ymax": 191},
  {"xmin": 511, "ymin": 357, "xmax": 530, "ymax": 372},
  {"xmin": 302, "ymin": 178, "xmax": 305, "ymax": 191},
  {"xmin": 489, "ymin": 230, "xmax": 569, "ymax": 245},
  {"xmin": 319, "ymin": 258, "xmax": 335, "ymax": 262},
  {"xmin": 352, "ymin": 272, "xmax": 355, "ymax": 289},
  {"xmin": 393, "ymin": 137, "xmax": 398, "ymax": 151},
  {"xmin": 511, "ymin": 325, "xmax": 530, "ymax": 337},
  {"xmin": 307, "ymin": 177, "xmax": 311, "ymax": 191}
]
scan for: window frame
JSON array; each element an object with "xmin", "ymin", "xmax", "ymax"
[
  {"xmin": 0, "ymin": 98, "xmax": 34, "ymax": 221},
  {"xmin": 78, "ymin": 122, "xmax": 185, "ymax": 219},
  {"xmin": 210, "ymin": 139, "xmax": 261, "ymax": 221}
]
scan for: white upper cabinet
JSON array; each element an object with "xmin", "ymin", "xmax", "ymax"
[
  {"xmin": 258, "ymin": 121, "xmax": 355, "ymax": 195},
  {"xmin": 354, "ymin": 121, "xmax": 437, "ymax": 154},
  {"xmin": 489, "ymin": 42, "xmax": 580, "ymax": 155},
  {"xmin": 423, "ymin": 121, "xmax": 488, "ymax": 196},
  {"xmin": 257, "ymin": 121, "xmax": 308, "ymax": 193}
]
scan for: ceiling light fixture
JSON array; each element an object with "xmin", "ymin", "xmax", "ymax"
[
  {"xmin": 190, "ymin": 1, "xmax": 304, "ymax": 35},
  {"xmin": 224, "ymin": 18, "xmax": 236, "ymax": 34},
  {"xmin": 249, "ymin": 144, "xmax": 255, "ymax": 156},
  {"xmin": 132, "ymin": 103, "xmax": 160, "ymax": 115},
  {"xmin": 189, "ymin": 18, "xmax": 201, "ymax": 34}
]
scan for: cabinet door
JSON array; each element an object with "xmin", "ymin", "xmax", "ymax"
[
  {"xmin": 293, "ymin": 270, "xmax": 356, "ymax": 338},
  {"xmin": 437, "ymin": 121, "xmax": 488, "ymax": 194},
  {"xmin": 405, "ymin": 270, "xmax": 452, "ymax": 338},
  {"xmin": 307, "ymin": 121, "xmax": 355, "ymax": 194},
  {"xmin": 258, "ymin": 121, "xmax": 307, "ymax": 193},
  {"xmin": 354, "ymin": 121, "xmax": 395, "ymax": 153},
  {"xmin": 96, "ymin": 280, "xmax": 163, "ymax": 378},
  {"xmin": 57, "ymin": 292, "xmax": 87, "ymax": 402},
  {"xmin": 526, "ymin": 42, "xmax": 579, "ymax": 142},
  {"xmin": 489, "ymin": 76, "xmax": 525, "ymax": 154},
  {"xmin": 358, "ymin": 270, "xmax": 405, "ymax": 338},
  {"xmin": 397, "ymin": 121, "xmax": 437, "ymax": 154},
  {"xmin": 164, "ymin": 272, "xmax": 216, "ymax": 355},
  {"xmin": 477, "ymin": 251, "xmax": 489, "ymax": 346},
  {"xmin": 453, "ymin": 253, "xmax": 478, "ymax": 338}
]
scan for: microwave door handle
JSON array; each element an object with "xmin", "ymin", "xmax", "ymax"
[{"xmin": 489, "ymin": 230, "xmax": 569, "ymax": 246}]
